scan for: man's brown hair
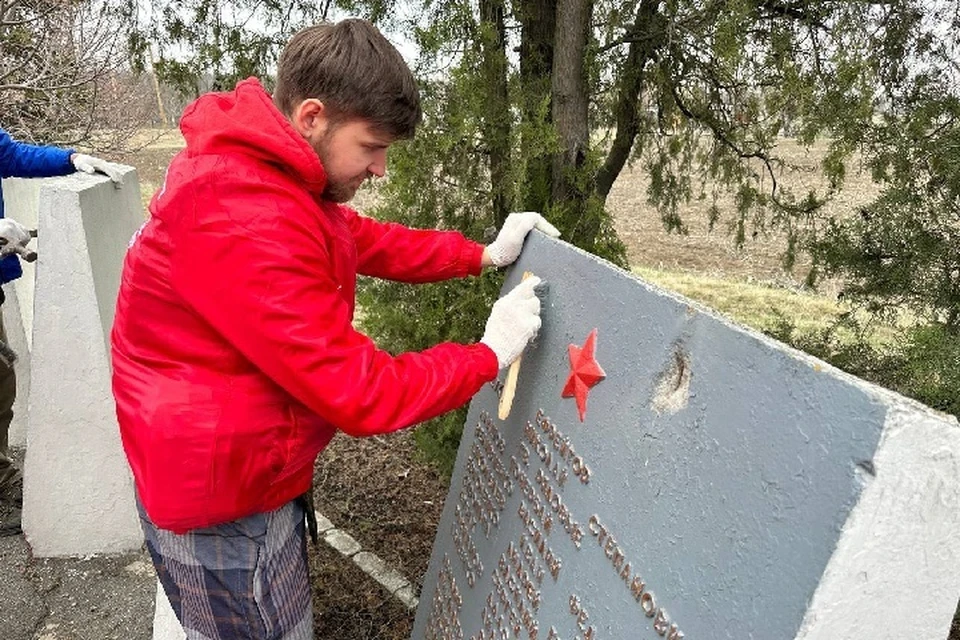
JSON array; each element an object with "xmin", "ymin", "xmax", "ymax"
[{"xmin": 274, "ymin": 19, "xmax": 422, "ymax": 139}]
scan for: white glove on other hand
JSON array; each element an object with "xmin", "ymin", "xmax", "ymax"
[
  {"xmin": 71, "ymin": 153, "xmax": 124, "ymax": 185},
  {"xmin": 0, "ymin": 218, "xmax": 37, "ymax": 262},
  {"xmin": 480, "ymin": 275, "xmax": 543, "ymax": 368},
  {"xmin": 486, "ymin": 211, "xmax": 560, "ymax": 267}
]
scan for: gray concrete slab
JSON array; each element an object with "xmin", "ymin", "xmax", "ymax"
[{"xmin": 413, "ymin": 233, "xmax": 960, "ymax": 640}]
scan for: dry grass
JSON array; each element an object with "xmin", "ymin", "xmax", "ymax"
[
  {"xmin": 633, "ymin": 265, "xmax": 906, "ymax": 348},
  {"xmin": 607, "ymin": 137, "xmax": 902, "ymax": 348},
  {"xmin": 608, "ymin": 137, "xmax": 878, "ymax": 290},
  {"xmin": 123, "ymin": 127, "xmax": 186, "ymax": 150},
  {"xmin": 636, "ymin": 265, "xmax": 842, "ymax": 331}
]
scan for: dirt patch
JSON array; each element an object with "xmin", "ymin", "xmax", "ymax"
[
  {"xmin": 309, "ymin": 540, "xmax": 415, "ymax": 639},
  {"xmin": 312, "ymin": 432, "xmax": 448, "ymax": 584},
  {"xmin": 310, "ymin": 431, "xmax": 448, "ymax": 639}
]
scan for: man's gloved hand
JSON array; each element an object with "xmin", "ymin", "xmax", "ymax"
[
  {"xmin": 485, "ymin": 212, "xmax": 560, "ymax": 267},
  {"xmin": 0, "ymin": 218, "xmax": 37, "ymax": 262},
  {"xmin": 71, "ymin": 153, "xmax": 124, "ymax": 185},
  {"xmin": 480, "ymin": 275, "xmax": 543, "ymax": 369}
]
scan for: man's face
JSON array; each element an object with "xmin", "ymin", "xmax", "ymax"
[{"xmin": 312, "ymin": 119, "xmax": 393, "ymax": 203}]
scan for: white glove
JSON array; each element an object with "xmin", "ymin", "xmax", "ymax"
[
  {"xmin": 480, "ymin": 276, "xmax": 543, "ymax": 368},
  {"xmin": 0, "ymin": 218, "xmax": 37, "ymax": 262},
  {"xmin": 71, "ymin": 153, "xmax": 124, "ymax": 185},
  {"xmin": 486, "ymin": 211, "xmax": 560, "ymax": 267}
]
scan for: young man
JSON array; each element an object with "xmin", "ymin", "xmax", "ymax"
[
  {"xmin": 0, "ymin": 128, "xmax": 121, "ymax": 536},
  {"xmin": 111, "ymin": 18, "xmax": 558, "ymax": 639}
]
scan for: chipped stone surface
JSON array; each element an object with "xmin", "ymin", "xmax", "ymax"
[
  {"xmin": 353, "ymin": 551, "xmax": 410, "ymax": 594},
  {"xmin": 323, "ymin": 528, "xmax": 361, "ymax": 557},
  {"xmin": 393, "ymin": 584, "xmax": 419, "ymax": 611},
  {"xmin": 313, "ymin": 511, "xmax": 334, "ymax": 534}
]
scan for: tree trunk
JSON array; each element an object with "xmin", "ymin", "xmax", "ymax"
[
  {"xmin": 595, "ymin": 0, "xmax": 664, "ymax": 199},
  {"xmin": 551, "ymin": 0, "xmax": 592, "ymax": 244},
  {"xmin": 518, "ymin": 0, "xmax": 556, "ymax": 214},
  {"xmin": 478, "ymin": 0, "xmax": 511, "ymax": 226}
]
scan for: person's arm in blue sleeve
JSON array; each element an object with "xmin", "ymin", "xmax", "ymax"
[
  {"xmin": 0, "ymin": 128, "xmax": 123, "ymax": 183},
  {"xmin": 0, "ymin": 128, "xmax": 74, "ymax": 179}
]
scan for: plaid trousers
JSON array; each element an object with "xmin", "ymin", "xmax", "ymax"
[{"xmin": 138, "ymin": 498, "xmax": 313, "ymax": 640}]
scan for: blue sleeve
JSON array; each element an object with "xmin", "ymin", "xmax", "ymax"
[
  {"xmin": 0, "ymin": 255, "xmax": 21, "ymax": 284},
  {"xmin": 0, "ymin": 129, "xmax": 75, "ymax": 179}
]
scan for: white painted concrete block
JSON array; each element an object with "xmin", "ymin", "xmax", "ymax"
[
  {"xmin": 314, "ymin": 510, "xmax": 335, "ymax": 534},
  {"xmin": 3, "ymin": 170, "xmax": 145, "ymax": 556},
  {"xmin": 153, "ymin": 580, "xmax": 186, "ymax": 640},
  {"xmin": 354, "ymin": 550, "xmax": 411, "ymax": 594},
  {"xmin": 394, "ymin": 584, "xmax": 419, "ymax": 611},
  {"xmin": 1, "ymin": 280, "xmax": 30, "ymax": 448},
  {"xmin": 324, "ymin": 528, "xmax": 362, "ymax": 557},
  {"xmin": 2, "ymin": 176, "xmax": 42, "ymax": 448},
  {"xmin": 796, "ymin": 396, "xmax": 960, "ymax": 639}
]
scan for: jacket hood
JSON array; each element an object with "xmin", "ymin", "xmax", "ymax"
[{"xmin": 179, "ymin": 77, "xmax": 327, "ymax": 194}]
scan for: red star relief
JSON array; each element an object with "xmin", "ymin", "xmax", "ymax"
[{"xmin": 561, "ymin": 328, "xmax": 606, "ymax": 422}]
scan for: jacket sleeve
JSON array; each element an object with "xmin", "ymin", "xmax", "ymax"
[
  {"xmin": 0, "ymin": 129, "xmax": 74, "ymax": 179},
  {"xmin": 169, "ymin": 199, "xmax": 499, "ymax": 438},
  {"xmin": 342, "ymin": 206, "xmax": 485, "ymax": 282}
]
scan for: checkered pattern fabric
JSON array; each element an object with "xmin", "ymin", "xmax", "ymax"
[{"xmin": 138, "ymin": 498, "xmax": 312, "ymax": 640}]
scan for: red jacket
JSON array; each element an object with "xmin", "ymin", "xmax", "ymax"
[{"xmin": 111, "ymin": 78, "xmax": 499, "ymax": 532}]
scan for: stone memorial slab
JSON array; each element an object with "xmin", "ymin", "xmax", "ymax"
[{"xmin": 412, "ymin": 233, "xmax": 960, "ymax": 639}]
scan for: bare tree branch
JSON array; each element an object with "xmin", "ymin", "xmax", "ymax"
[{"xmin": 0, "ymin": 0, "xmax": 149, "ymax": 149}]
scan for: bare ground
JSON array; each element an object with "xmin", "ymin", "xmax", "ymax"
[{"xmin": 309, "ymin": 432, "xmax": 447, "ymax": 639}]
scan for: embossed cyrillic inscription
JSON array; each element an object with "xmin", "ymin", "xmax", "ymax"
[
  {"xmin": 425, "ymin": 555, "xmax": 464, "ymax": 640},
  {"xmin": 453, "ymin": 411, "xmax": 514, "ymax": 586},
  {"xmin": 427, "ymin": 407, "xmax": 686, "ymax": 640}
]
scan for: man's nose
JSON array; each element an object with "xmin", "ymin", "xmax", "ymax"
[{"xmin": 368, "ymin": 150, "xmax": 387, "ymax": 177}]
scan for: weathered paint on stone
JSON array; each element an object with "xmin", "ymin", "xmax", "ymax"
[
  {"xmin": 324, "ymin": 528, "xmax": 362, "ymax": 557},
  {"xmin": 354, "ymin": 551, "xmax": 411, "ymax": 594},
  {"xmin": 314, "ymin": 511, "xmax": 335, "ymax": 534},
  {"xmin": 153, "ymin": 581, "xmax": 186, "ymax": 640},
  {"xmin": 412, "ymin": 232, "xmax": 960, "ymax": 640},
  {"xmin": 394, "ymin": 584, "xmax": 419, "ymax": 611}
]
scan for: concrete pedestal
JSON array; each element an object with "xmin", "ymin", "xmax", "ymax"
[{"xmin": 2, "ymin": 171, "xmax": 144, "ymax": 556}]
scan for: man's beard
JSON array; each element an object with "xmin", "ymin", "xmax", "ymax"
[
  {"xmin": 323, "ymin": 179, "xmax": 362, "ymax": 203},
  {"xmin": 314, "ymin": 133, "xmax": 367, "ymax": 203}
]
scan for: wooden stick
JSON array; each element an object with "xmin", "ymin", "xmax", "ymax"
[{"xmin": 498, "ymin": 271, "xmax": 534, "ymax": 420}]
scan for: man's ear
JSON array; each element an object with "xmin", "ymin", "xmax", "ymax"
[{"xmin": 290, "ymin": 98, "xmax": 329, "ymax": 140}]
